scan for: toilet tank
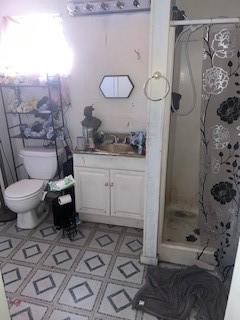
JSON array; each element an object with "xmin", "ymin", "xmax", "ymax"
[{"xmin": 19, "ymin": 147, "xmax": 61, "ymax": 179}]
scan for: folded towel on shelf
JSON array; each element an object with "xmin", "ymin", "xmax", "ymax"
[{"xmin": 48, "ymin": 175, "xmax": 75, "ymax": 192}]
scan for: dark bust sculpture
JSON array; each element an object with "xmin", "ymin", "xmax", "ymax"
[{"xmin": 81, "ymin": 105, "xmax": 101, "ymax": 131}]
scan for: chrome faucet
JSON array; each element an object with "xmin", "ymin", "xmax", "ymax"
[
  {"xmin": 123, "ymin": 135, "xmax": 131, "ymax": 144},
  {"xmin": 109, "ymin": 134, "xmax": 118, "ymax": 144}
]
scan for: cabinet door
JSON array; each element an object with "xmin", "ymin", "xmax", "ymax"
[
  {"xmin": 110, "ymin": 170, "xmax": 144, "ymax": 219},
  {"xmin": 75, "ymin": 167, "xmax": 110, "ymax": 216}
]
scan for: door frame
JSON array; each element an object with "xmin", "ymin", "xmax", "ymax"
[{"xmin": 140, "ymin": 0, "xmax": 173, "ymax": 266}]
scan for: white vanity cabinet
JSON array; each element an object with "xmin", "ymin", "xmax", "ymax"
[
  {"xmin": 73, "ymin": 153, "xmax": 145, "ymax": 228},
  {"xmin": 110, "ymin": 169, "xmax": 145, "ymax": 219},
  {"xmin": 75, "ymin": 167, "xmax": 110, "ymax": 216}
]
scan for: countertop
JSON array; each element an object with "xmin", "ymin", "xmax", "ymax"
[{"xmin": 73, "ymin": 148, "xmax": 145, "ymax": 159}]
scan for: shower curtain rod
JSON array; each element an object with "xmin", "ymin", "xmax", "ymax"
[{"xmin": 170, "ymin": 17, "xmax": 240, "ymax": 26}]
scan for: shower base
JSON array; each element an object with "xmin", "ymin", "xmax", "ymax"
[
  {"xmin": 163, "ymin": 207, "xmax": 200, "ymax": 246},
  {"xmin": 163, "ymin": 207, "xmax": 216, "ymax": 248}
]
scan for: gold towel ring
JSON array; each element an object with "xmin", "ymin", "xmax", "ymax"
[{"xmin": 144, "ymin": 71, "xmax": 170, "ymax": 102}]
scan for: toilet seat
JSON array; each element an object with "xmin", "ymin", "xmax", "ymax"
[{"xmin": 5, "ymin": 179, "xmax": 44, "ymax": 200}]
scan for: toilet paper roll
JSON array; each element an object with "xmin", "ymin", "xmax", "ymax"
[{"xmin": 58, "ymin": 194, "xmax": 72, "ymax": 206}]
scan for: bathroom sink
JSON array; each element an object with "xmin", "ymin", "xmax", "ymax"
[{"xmin": 97, "ymin": 143, "xmax": 134, "ymax": 154}]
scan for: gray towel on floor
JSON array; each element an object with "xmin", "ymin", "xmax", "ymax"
[{"xmin": 132, "ymin": 265, "xmax": 227, "ymax": 320}]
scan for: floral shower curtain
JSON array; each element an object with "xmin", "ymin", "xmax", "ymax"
[{"xmin": 200, "ymin": 24, "xmax": 240, "ymax": 281}]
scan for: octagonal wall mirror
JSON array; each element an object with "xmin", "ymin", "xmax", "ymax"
[{"xmin": 100, "ymin": 75, "xmax": 134, "ymax": 98}]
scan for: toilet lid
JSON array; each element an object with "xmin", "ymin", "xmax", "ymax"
[{"xmin": 5, "ymin": 179, "xmax": 44, "ymax": 199}]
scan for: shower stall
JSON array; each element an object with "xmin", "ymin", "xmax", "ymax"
[
  {"xmin": 163, "ymin": 25, "xmax": 203, "ymax": 247},
  {"xmin": 154, "ymin": 17, "xmax": 240, "ymax": 273}
]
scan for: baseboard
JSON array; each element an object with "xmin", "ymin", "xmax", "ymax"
[
  {"xmin": 158, "ymin": 242, "xmax": 215, "ymax": 266},
  {"xmin": 79, "ymin": 212, "xmax": 144, "ymax": 229},
  {"xmin": 140, "ymin": 254, "xmax": 158, "ymax": 266}
]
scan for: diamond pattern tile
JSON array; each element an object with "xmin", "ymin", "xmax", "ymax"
[
  {"xmin": 120, "ymin": 235, "xmax": 143, "ymax": 256},
  {"xmin": 89, "ymin": 231, "xmax": 120, "ymax": 252},
  {"xmin": 3, "ymin": 267, "xmax": 21, "ymax": 286},
  {"xmin": 13, "ymin": 241, "xmax": 49, "ymax": 263},
  {"xmin": 126, "ymin": 239, "xmax": 143, "ymax": 252},
  {"xmin": 118, "ymin": 261, "xmax": 139, "ymax": 278},
  {"xmin": 48, "ymin": 309, "xmax": 89, "ymax": 320},
  {"xmin": 98, "ymin": 283, "xmax": 138, "ymax": 320},
  {"xmin": 59, "ymin": 276, "xmax": 102, "ymax": 310},
  {"xmin": 33, "ymin": 274, "xmax": 56, "ymax": 295},
  {"xmin": 9, "ymin": 301, "xmax": 47, "ymax": 320},
  {"xmin": 21, "ymin": 270, "xmax": 65, "ymax": 302},
  {"xmin": 0, "ymin": 218, "xmax": 152, "ymax": 320},
  {"xmin": 76, "ymin": 250, "xmax": 112, "ymax": 276},
  {"xmin": 85, "ymin": 254, "xmax": 104, "ymax": 271},
  {"xmin": 0, "ymin": 239, "xmax": 12, "ymax": 252},
  {"xmin": 44, "ymin": 246, "xmax": 79, "ymax": 270},
  {"xmin": 53, "ymin": 250, "xmax": 72, "ymax": 265},
  {"xmin": 11, "ymin": 306, "xmax": 34, "ymax": 320},
  {"xmin": 111, "ymin": 257, "xmax": 144, "ymax": 284},
  {"xmin": 40, "ymin": 226, "xmax": 57, "ymax": 238},
  {"xmin": 0, "ymin": 236, "xmax": 22, "ymax": 258},
  {"xmin": 31, "ymin": 223, "xmax": 59, "ymax": 241},
  {"xmin": 2, "ymin": 263, "xmax": 32, "ymax": 293},
  {"xmin": 108, "ymin": 289, "xmax": 132, "ymax": 312},
  {"xmin": 23, "ymin": 244, "xmax": 42, "ymax": 259},
  {"xmin": 69, "ymin": 281, "xmax": 94, "ymax": 303},
  {"xmin": 96, "ymin": 234, "xmax": 114, "ymax": 247}
]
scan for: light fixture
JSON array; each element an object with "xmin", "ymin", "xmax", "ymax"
[
  {"xmin": 133, "ymin": 0, "xmax": 140, "ymax": 7},
  {"xmin": 101, "ymin": 2, "xmax": 109, "ymax": 10},
  {"xmin": 86, "ymin": 3, "xmax": 94, "ymax": 11},
  {"xmin": 67, "ymin": 0, "xmax": 151, "ymax": 16},
  {"xmin": 116, "ymin": 1, "xmax": 125, "ymax": 9}
]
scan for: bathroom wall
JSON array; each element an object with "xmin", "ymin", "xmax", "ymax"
[
  {"xmin": 165, "ymin": 35, "xmax": 203, "ymax": 214},
  {"xmin": 0, "ymin": 0, "xmax": 150, "ymax": 183},
  {"xmin": 177, "ymin": 0, "xmax": 240, "ymax": 19}
]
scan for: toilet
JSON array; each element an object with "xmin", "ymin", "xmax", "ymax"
[{"xmin": 4, "ymin": 147, "xmax": 60, "ymax": 229}]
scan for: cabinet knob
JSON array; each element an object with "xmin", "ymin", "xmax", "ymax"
[
  {"xmin": 105, "ymin": 182, "xmax": 109, "ymax": 187},
  {"xmin": 110, "ymin": 182, "xmax": 114, "ymax": 187}
]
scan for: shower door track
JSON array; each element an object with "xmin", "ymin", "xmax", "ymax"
[{"xmin": 170, "ymin": 17, "xmax": 240, "ymax": 26}]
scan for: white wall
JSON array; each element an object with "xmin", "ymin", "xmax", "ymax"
[
  {"xmin": 166, "ymin": 35, "xmax": 202, "ymax": 214},
  {"xmin": 0, "ymin": 0, "xmax": 149, "ymax": 157},
  {"xmin": 177, "ymin": 0, "xmax": 240, "ymax": 19}
]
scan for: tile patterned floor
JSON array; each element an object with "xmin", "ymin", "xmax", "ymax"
[{"xmin": 0, "ymin": 218, "xmax": 160, "ymax": 320}]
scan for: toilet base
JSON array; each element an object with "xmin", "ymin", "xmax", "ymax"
[{"xmin": 17, "ymin": 202, "xmax": 49, "ymax": 229}]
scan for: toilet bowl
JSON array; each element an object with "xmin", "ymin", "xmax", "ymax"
[
  {"xmin": 4, "ymin": 147, "xmax": 61, "ymax": 229},
  {"xmin": 4, "ymin": 179, "xmax": 48, "ymax": 229}
]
